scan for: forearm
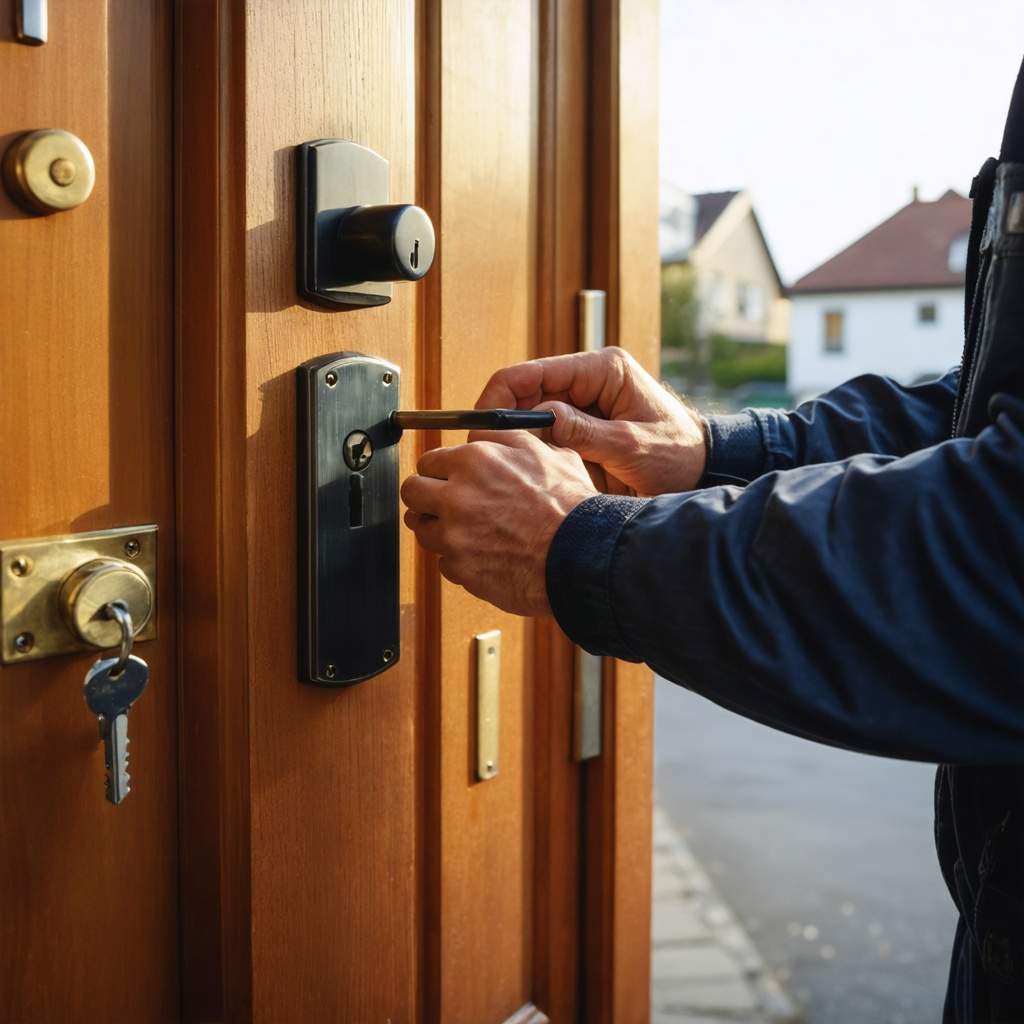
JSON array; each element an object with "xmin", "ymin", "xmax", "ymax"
[
  {"xmin": 548, "ymin": 393, "xmax": 1024, "ymax": 764},
  {"xmin": 702, "ymin": 369, "xmax": 959, "ymax": 484}
]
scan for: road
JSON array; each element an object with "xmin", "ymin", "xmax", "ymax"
[{"xmin": 654, "ymin": 676, "xmax": 959, "ymax": 1024}]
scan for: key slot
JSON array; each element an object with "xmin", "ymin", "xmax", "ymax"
[{"xmin": 349, "ymin": 473, "xmax": 364, "ymax": 528}]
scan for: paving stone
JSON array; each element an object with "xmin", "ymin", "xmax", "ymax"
[
  {"xmin": 652, "ymin": 898, "xmax": 712, "ymax": 945},
  {"xmin": 716, "ymin": 924, "xmax": 766, "ymax": 974},
  {"xmin": 654, "ymin": 976, "xmax": 761, "ymax": 1016},
  {"xmin": 752, "ymin": 975, "xmax": 802, "ymax": 1024},
  {"xmin": 652, "ymin": 943, "xmax": 743, "ymax": 983},
  {"xmin": 653, "ymin": 1012, "xmax": 766, "ymax": 1024},
  {"xmin": 653, "ymin": 861, "xmax": 690, "ymax": 898},
  {"xmin": 652, "ymin": 801, "xmax": 802, "ymax": 1024}
]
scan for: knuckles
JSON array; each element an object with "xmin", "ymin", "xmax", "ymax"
[{"xmin": 602, "ymin": 346, "xmax": 634, "ymax": 372}]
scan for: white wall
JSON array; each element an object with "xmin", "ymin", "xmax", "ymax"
[{"xmin": 788, "ymin": 289, "xmax": 963, "ymax": 400}]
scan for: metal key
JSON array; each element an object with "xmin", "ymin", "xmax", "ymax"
[{"xmin": 83, "ymin": 654, "xmax": 150, "ymax": 805}]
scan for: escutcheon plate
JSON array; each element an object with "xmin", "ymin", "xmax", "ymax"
[
  {"xmin": 297, "ymin": 353, "xmax": 401, "ymax": 685},
  {"xmin": 0, "ymin": 525, "xmax": 157, "ymax": 665}
]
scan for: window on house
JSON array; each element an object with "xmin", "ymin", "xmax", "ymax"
[
  {"xmin": 823, "ymin": 310, "xmax": 844, "ymax": 353},
  {"xmin": 949, "ymin": 231, "xmax": 969, "ymax": 274},
  {"xmin": 736, "ymin": 282, "xmax": 764, "ymax": 321},
  {"xmin": 708, "ymin": 273, "xmax": 727, "ymax": 316},
  {"xmin": 918, "ymin": 302, "xmax": 938, "ymax": 324}
]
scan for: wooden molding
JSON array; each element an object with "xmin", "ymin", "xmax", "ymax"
[
  {"xmin": 175, "ymin": 2, "xmax": 252, "ymax": 1020},
  {"xmin": 582, "ymin": 1, "xmax": 660, "ymax": 1022}
]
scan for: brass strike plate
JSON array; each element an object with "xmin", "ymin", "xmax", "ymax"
[
  {"xmin": 475, "ymin": 630, "xmax": 501, "ymax": 781},
  {"xmin": 0, "ymin": 525, "xmax": 157, "ymax": 665}
]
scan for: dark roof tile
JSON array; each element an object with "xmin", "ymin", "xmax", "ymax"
[
  {"xmin": 790, "ymin": 191, "xmax": 971, "ymax": 293},
  {"xmin": 694, "ymin": 191, "xmax": 739, "ymax": 243}
]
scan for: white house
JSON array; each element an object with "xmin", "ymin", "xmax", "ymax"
[
  {"xmin": 788, "ymin": 190, "xmax": 970, "ymax": 401},
  {"xmin": 661, "ymin": 183, "xmax": 789, "ymax": 344}
]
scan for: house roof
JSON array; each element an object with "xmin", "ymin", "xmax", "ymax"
[
  {"xmin": 791, "ymin": 190, "xmax": 971, "ymax": 294},
  {"xmin": 659, "ymin": 185, "xmax": 786, "ymax": 293},
  {"xmin": 694, "ymin": 191, "xmax": 739, "ymax": 244}
]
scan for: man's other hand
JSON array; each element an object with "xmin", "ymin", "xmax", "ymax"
[
  {"xmin": 401, "ymin": 430, "xmax": 597, "ymax": 616},
  {"xmin": 476, "ymin": 347, "xmax": 706, "ymax": 496}
]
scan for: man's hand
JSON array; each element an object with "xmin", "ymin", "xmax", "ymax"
[
  {"xmin": 476, "ymin": 347, "xmax": 707, "ymax": 496},
  {"xmin": 401, "ymin": 430, "xmax": 597, "ymax": 616}
]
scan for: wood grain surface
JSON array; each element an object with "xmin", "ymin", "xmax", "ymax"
[
  {"xmin": 429, "ymin": 2, "xmax": 536, "ymax": 1019},
  {"xmin": 583, "ymin": 2, "xmax": 660, "ymax": 1022},
  {"xmin": 176, "ymin": 0, "xmax": 252, "ymax": 1020},
  {"xmin": 241, "ymin": 2, "xmax": 420, "ymax": 1022},
  {"xmin": 530, "ymin": 0, "xmax": 589, "ymax": 1019},
  {"xmin": 0, "ymin": 1, "xmax": 178, "ymax": 1020}
]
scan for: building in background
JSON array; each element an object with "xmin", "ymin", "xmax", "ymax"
[
  {"xmin": 788, "ymin": 189, "xmax": 970, "ymax": 401},
  {"xmin": 660, "ymin": 183, "xmax": 790, "ymax": 345}
]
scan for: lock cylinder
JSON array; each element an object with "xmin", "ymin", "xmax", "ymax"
[
  {"xmin": 60, "ymin": 558, "xmax": 154, "ymax": 648},
  {"xmin": 296, "ymin": 139, "xmax": 438, "ymax": 309},
  {"xmin": 332, "ymin": 204, "xmax": 435, "ymax": 286}
]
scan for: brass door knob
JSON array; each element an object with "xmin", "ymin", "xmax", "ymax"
[
  {"xmin": 2, "ymin": 129, "xmax": 96, "ymax": 215},
  {"xmin": 60, "ymin": 558, "xmax": 154, "ymax": 648}
]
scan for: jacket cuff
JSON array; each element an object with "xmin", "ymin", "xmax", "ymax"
[
  {"xmin": 702, "ymin": 411, "xmax": 768, "ymax": 485},
  {"xmin": 545, "ymin": 493, "xmax": 648, "ymax": 659}
]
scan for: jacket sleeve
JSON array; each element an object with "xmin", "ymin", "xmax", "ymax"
[
  {"xmin": 703, "ymin": 369, "xmax": 959, "ymax": 485},
  {"xmin": 546, "ymin": 392, "xmax": 1024, "ymax": 764}
]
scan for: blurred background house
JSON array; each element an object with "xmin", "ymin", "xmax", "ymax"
[
  {"xmin": 660, "ymin": 182, "xmax": 790, "ymax": 409},
  {"xmin": 788, "ymin": 189, "xmax": 971, "ymax": 402}
]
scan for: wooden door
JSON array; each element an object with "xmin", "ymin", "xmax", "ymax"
[
  {"xmin": 2, "ymin": 1, "xmax": 657, "ymax": 1021},
  {"xmin": 0, "ymin": 2, "xmax": 178, "ymax": 1022}
]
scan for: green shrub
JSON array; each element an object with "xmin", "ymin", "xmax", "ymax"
[{"xmin": 708, "ymin": 335, "xmax": 787, "ymax": 390}]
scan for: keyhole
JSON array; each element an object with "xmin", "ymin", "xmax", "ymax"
[
  {"xmin": 349, "ymin": 473, "xmax": 364, "ymax": 529},
  {"xmin": 410, "ymin": 238, "xmax": 420, "ymax": 270}
]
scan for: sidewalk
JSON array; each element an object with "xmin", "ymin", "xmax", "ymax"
[{"xmin": 652, "ymin": 803, "xmax": 802, "ymax": 1024}]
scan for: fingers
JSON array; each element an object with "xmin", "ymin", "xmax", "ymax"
[
  {"xmin": 404, "ymin": 510, "xmax": 445, "ymax": 552},
  {"xmin": 537, "ymin": 400, "xmax": 635, "ymax": 463},
  {"xmin": 400, "ymin": 474, "xmax": 446, "ymax": 516},
  {"xmin": 416, "ymin": 445, "xmax": 459, "ymax": 479},
  {"xmin": 474, "ymin": 348, "xmax": 636, "ymax": 414},
  {"xmin": 465, "ymin": 428, "xmax": 545, "ymax": 449}
]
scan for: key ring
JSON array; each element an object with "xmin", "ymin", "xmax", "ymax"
[{"xmin": 103, "ymin": 600, "xmax": 134, "ymax": 676}]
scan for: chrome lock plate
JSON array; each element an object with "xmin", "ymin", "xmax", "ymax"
[
  {"xmin": 0, "ymin": 525, "xmax": 157, "ymax": 664},
  {"xmin": 297, "ymin": 354, "xmax": 400, "ymax": 685}
]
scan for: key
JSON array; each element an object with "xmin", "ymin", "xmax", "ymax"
[{"xmin": 83, "ymin": 654, "xmax": 150, "ymax": 805}]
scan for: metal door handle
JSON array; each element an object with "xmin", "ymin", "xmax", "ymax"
[{"xmin": 16, "ymin": 0, "xmax": 47, "ymax": 45}]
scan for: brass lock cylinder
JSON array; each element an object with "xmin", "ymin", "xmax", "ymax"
[
  {"xmin": 60, "ymin": 558, "xmax": 153, "ymax": 648},
  {"xmin": 2, "ymin": 129, "xmax": 96, "ymax": 215}
]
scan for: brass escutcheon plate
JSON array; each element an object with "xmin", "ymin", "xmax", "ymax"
[{"xmin": 0, "ymin": 525, "xmax": 157, "ymax": 665}]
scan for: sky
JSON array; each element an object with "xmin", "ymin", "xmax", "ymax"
[{"xmin": 660, "ymin": 0, "xmax": 1023, "ymax": 283}]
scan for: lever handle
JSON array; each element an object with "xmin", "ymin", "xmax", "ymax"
[{"xmin": 390, "ymin": 409, "xmax": 555, "ymax": 433}]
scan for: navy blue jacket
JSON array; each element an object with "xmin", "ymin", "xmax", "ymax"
[
  {"xmin": 547, "ymin": 370, "xmax": 1024, "ymax": 764},
  {"xmin": 546, "ymin": 373, "xmax": 1024, "ymax": 1023}
]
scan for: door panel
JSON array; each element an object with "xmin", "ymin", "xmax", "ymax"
[
  {"xmin": 432, "ymin": 1, "xmax": 537, "ymax": 1020},
  {"xmin": 242, "ymin": 2, "xmax": 419, "ymax": 1021},
  {"xmin": 0, "ymin": 0, "xmax": 655, "ymax": 1020},
  {"xmin": 0, "ymin": 2, "xmax": 178, "ymax": 1021}
]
